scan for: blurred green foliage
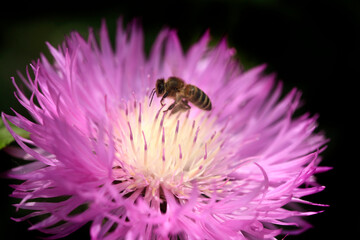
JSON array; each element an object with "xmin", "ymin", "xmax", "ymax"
[{"xmin": 0, "ymin": 120, "xmax": 29, "ymax": 150}]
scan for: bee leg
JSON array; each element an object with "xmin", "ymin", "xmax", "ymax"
[
  {"xmin": 164, "ymin": 102, "xmax": 176, "ymax": 112},
  {"xmin": 170, "ymin": 104, "xmax": 186, "ymax": 115},
  {"xmin": 170, "ymin": 101, "xmax": 190, "ymax": 115},
  {"xmin": 164, "ymin": 95, "xmax": 182, "ymax": 112},
  {"xmin": 160, "ymin": 92, "xmax": 169, "ymax": 106}
]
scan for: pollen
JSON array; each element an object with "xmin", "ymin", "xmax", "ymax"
[{"xmin": 112, "ymin": 96, "xmax": 225, "ymax": 203}]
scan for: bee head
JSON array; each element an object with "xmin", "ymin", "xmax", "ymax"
[
  {"xmin": 149, "ymin": 78, "xmax": 165, "ymax": 107},
  {"xmin": 155, "ymin": 78, "xmax": 165, "ymax": 96}
]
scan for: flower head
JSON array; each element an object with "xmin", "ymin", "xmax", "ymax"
[{"xmin": 2, "ymin": 19, "xmax": 329, "ymax": 239}]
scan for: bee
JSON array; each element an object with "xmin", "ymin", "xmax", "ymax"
[{"xmin": 149, "ymin": 76, "xmax": 212, "ymax": 114}]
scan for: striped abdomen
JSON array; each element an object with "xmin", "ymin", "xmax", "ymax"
[{"xmin": 185, "ymin": 85, "xmax": 212, "ymax": 110}]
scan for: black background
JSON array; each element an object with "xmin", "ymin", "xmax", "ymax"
[{"xmin": 0, "ymin": 0, "xmax": 358, "ymax": 239}]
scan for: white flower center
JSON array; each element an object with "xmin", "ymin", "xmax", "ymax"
[{"xmin": 112, "ymin": 97, "xmax": 226, "ymax": 202}]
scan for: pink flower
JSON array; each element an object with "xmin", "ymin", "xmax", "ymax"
[{"xmin": 2, "ymin": 19, "xmax": 329, "ymax": 239}]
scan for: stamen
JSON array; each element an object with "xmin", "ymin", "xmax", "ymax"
[
  {"xmin": 220, "ymin": 139, "xmax": 226, "ymax": 149},
  {"xmin": 173, "ymin": 120, "xmax": 179, "ymax": 143},
  {"xmin": 127, "ymin": 122, "xmax": 133, "ymax": 141},
  {"xmin": 204, "ymin": 143, "xmax": 207, "ymax": 160},
  {"xmin": 162, "ymin": 127, "xmax": 165, "ymax": 145},
  {"xmin": 155, "ymin": 106, "xmax": 162, "ymax": 120},
  {"xmin": 179, "ymin": 144, "xmax": 182, "ymax": 160},
  {"xmin": 138, "ymin": 103, "xmax": 142, "ymax": 124},
  {"xmin": 162, "ymin": 147, "xmax": 166, "ymax": 162},
  {"xmin": 159, "ymin": 112, "xmax": 166, "ymax": 128},
  {"xmin": 142, "ymin": 131, "xmax": 147, "ymax": 166},
  {"xmin": 210, "ymin": 131, "xmax": 217, "ymax": 141},
  {"xmin": 128, "ymin": 121, "xmax": 136, "ymax": 156},
  {"xmin": 137, "ymin": 103, "xmax": 142, "ymax": 143},
  {"xmin": 193, "ymin": 127, "xmax": 200, "ymax": 143},
  {"xmin": 142, "ymin": 131, "xmax": 147, "ymax": 151},
  {"xmin": 220, "ymin": 117, "xmax": 231, "ymax": 133},
  {"xmin": 104, "ymin": 95, "xmax": 108, "ymax": 114},
  {"xmin": 186, "ymin": 109, "xmax": 190, "ymax": 118}
]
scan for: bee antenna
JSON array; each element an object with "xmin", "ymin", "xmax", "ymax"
[
  {"xmin": 149, "ymin": 88, "xmax": 155, "ymax": 98},
  {"xmin": 149, "ymin": 88, "xmax": 156, "ymax": 107}
]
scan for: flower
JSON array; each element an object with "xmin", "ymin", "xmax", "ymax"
[{"xmin": 2, "ymin": 19, "xmax": 329, "ymax": 239}]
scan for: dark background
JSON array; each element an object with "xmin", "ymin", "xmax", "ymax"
[{"xmin": 0, "ymin": 0, "xmax": 358, "ymax": 239}]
